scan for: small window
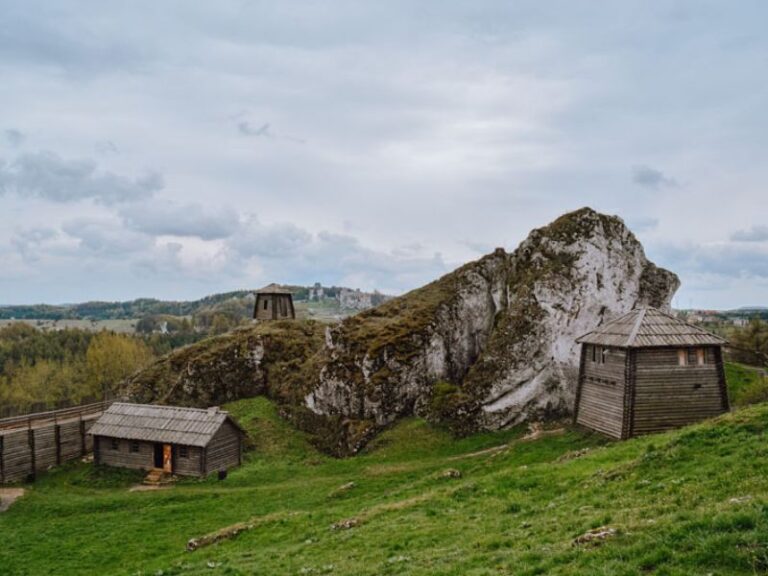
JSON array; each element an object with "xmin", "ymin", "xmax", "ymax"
[
  {"xmin": 263, "ymin": 299, "xmax": 269, "ymax": 310},
  {"xmin": 696, "ymin": 348, "xmax": 706, "ymax": 366},
  {"xmin": 678, "ymin": 349, "xmax": 688, "ymax": 366},
  {"xmin": 130, "ymin": 441, "xmax": 140, "ymax": 453},
  {"xmin": 110, "ymin": 438, "xmax": 119, "ymax": 450},
  {"xmin": 591, "ymin": 345, "xmax": 597, "ymax": 363},
  {"xmin": 601, "ymin": 347, "xmax": 610, "ymax": 364},
  {"xmin": 179, "ymin": 446, "xmax": 189, "ymax": 458}
]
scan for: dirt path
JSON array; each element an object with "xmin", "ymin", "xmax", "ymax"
[{"xmin": 0, "ymin": 488, "xmax": 25, "ymax": 512}]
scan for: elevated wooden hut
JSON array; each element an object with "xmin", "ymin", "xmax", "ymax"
[
  {"xmin": 90, "ymin": 403, "xmax": 245, "ymax": 477},
  {"xmin": 254, "ymin": 283, "xmax": 295, "ymax": 320},
  {"xmin": 574, "ymin": 307, "xmax": 728, "ymax": 439}
]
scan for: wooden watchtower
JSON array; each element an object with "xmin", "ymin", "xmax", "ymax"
[
  {"xmin": 573, "ymin": 307, "xmax": 729, "ymax": 439},
  {"xmin": 253, "ymin": 284, "xmax": 295, "ymax": 321}
]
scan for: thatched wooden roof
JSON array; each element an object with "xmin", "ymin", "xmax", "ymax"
[
  {"xmin": 255, "ymin": 283, "xmax": 293, "ymax": 295},
  {"xmin": 89, "ymin": 403, "xmax": 243, "ymax": 447},
  {"xmin": 576, "ymin": 307, "xmax": 727, "ymax": 348}
]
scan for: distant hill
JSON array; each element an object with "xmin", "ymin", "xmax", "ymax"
[{"xmin": 0, "ymin": 285, "xmax": 389, "ymax": 321}]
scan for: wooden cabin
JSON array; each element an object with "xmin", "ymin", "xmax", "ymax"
[
  {"xmin": 573, "ymin": 307, "xmax": 729, "ymax": 439},
  {"xmin": 90, "ymin": 403, "xmax": 245, "ymax": 477},
  {"xmin": 254, "ymin": 283, "xmax": 295, "ymax": 320}
]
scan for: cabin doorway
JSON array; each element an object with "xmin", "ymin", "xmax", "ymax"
[{"xmin": 154, "ymin": 443, "xmax": 173, "ymax": 473}]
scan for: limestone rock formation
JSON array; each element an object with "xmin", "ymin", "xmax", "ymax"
[
  {"xmin": 305, "ymin": 208, "xmax": 679, "ymax": 439},
  {"xmin": 127, "ymin": 208, "xmax": 679, "ymax": 455}
]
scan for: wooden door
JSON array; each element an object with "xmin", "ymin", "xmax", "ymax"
[{"xmin": 163, "ymin": 444, "xmax": 172, "ymax": 473}]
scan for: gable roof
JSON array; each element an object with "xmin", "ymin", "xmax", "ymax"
[
  {"xmin": 255, "ymin": 283, "xmax": 293, "ymax": 295},
  {"xmin": 576, "ymin": 307, "xmax": 727, "ymax": 348},
  {"xmin": 89, "ymin": 403, "xmax": 244, "ymax": 447}
]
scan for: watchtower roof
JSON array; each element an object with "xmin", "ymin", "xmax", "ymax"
[
  {"xmin": 255, "ymin": 283, "xmax": 293, "ymax": 295},
  {"xmin": 576, "ymin": 307, "xmax": 727, "ymax": 348}
]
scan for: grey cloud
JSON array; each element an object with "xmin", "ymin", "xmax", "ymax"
[
  {"xmin": 238, "ymin": 122, "xmax": 272, "ymax": 137},
  {"xmin": 120, "ymin": 202, "xmax": 240, "ymax": 240},
  {"xmin": 229, "ymin": 220, "xmax": 448, "ymax": 292},
  {"xmin": 625, "ymin": 216, "xmax": 659, "ymax": 233},
  {"xmin": 237, "ymin": 120, "xmax": 305, "ymax": 143},
  {"xmin": 0, "ymin": 6, "xmax": 150, "ymax": 75},
  {"xmin": 631, "ymin": 165, "xmax": 677, "ymax": 189},
  {"xmin": 95, "ymin": 141, "xmax": 119, "ymax": 155},
  {"xmin": 62, "ymin": 218, "xmax": 152, "ymax": 255},
  {"xmin": 653, "ymin": 242, "xmax": 768, "ymax": 279},
  {"xmin": 231, "ymin": 218, "xmax": 313, "ymax": 257},
  {"xmin": 0, "ymin": 151, "xmax": 162, "ymax": 204},
  {"xmin": 731, "ymin": 225, "xmax": 768, "ymax": 242},
  {"xmin": 11, "ymin": 227, "xmax": 58, "ymax": 262},
  {"xmin": 4, "ymin": 129, "xmax": 25, "ymax": 147}
]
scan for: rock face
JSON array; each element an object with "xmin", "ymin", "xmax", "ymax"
[
  {"xmin": 127, "ymin": 208, "xmax": 679, "ymax": 455},
  {"xmin": 305, "ymin": 208, "xmax": 679, "ymax": 440}
]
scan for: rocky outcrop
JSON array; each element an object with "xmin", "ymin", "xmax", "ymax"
[
  {"xmin": 127, "ymin": 208, "xmax": 679, "ymax": 455},
  {"xmin": 305, "ymin": 208, "xmax": 679, "ymax": 443}
]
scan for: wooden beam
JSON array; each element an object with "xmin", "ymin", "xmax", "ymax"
[{"xmin": 572, "ymin": 345, "xmax": 587, "ymax": 425}]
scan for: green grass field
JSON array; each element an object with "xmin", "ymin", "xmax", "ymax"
[{"xmin": 2, "ymin": 394, "xmax": 768, "ymax": 575}]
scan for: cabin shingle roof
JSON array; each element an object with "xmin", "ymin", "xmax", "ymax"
[
  {"xmin": 89, "ymin": 403, "xmax": 243, "ymax": 447},
  {"xmin": 576, "ymin": 307, "xmax": 727, "ymax": 348}
]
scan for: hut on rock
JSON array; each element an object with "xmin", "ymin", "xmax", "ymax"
[
  {"xmin": 574, "ymin": 307, "xmax": 729, "ymax": 439},
  {"xmin": 254, "ymin": 284, "xmax": 295, "ymax": 320}
]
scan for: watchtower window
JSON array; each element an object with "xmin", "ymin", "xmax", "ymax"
[
  {"xmin": 601, "ymin": 347, "xmax": 610, "ymax": 364},
  {"xmin": 696, "ymin": 348, "xmax": 706, "ymax": 365},
  {"xmin": 263, "ymin": 299, "xmax": 269, "ymax": 310},
  {"xmin": 678, "ymin": 349, "xmax": 688, "ymax": 366}
]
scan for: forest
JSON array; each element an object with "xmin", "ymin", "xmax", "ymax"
[{"xmin": 0, "ymin": 323, "xmax": 205, "ymax": 416}]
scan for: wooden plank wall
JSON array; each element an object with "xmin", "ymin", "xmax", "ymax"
[
  {"xmin": 575, "ymin": 347, "xmax": 627, "ymax": 439},
  {"xmin": 204, "ymin": 421, "xmax": 242, "ymax": 474},
  {"xmin": 96, "ymin": 437, "xmax": 154, "ymax": 471},
  {"xmin": 0, "ymin": 407, "xmax": 107, "ymax": 484},
  {"xmin": 632, "ymin": 346, "xmax": 727, "ymax": 435}
]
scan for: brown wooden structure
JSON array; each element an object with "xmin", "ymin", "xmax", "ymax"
[
  {"xmin": 253, "ymin": 284, "xmax": 295, "ymax": 321},
  {"xmin": 0, "ymin": 401, "xmax": 110, "ymax": 484},
  {"xmin": 90, "ymin": 403, "xmax": 245, "ymax": 477},
  {"xmin": 573, "ymin": 307, "xmax": 729, "ymax": 439}
]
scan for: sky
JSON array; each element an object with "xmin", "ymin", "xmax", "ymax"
[{"xmin": 1, "ymin": 1, "xmax": 767, "ymax": 309}]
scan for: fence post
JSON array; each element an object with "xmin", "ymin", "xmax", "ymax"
[
  {"xmin": 55, "ymin": 411, "xmax": 61, "ymax": 466},
  {"xmin": 0, "ymin": 436, "xmax": 5, "ymax": 483},
  {"xmin": 80, "ymin": 414, "xmax": 86, "ymax": 457},
  {"xmin": 28, "ymin": 423, "xmax": 36, "ymax": 481}
]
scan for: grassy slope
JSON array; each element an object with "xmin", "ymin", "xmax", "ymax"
[{"xmin": 2, "ymin": 396, "xmax": 768, "ymax": 576}]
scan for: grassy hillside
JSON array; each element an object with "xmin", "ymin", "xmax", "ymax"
[{"xmin": 2, "ymin": 397, "xmax": 768, "ymax": 575}]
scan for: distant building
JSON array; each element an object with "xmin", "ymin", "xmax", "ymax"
[
  {"xmin": 253, "ymin": 284, "xmax": 296, "ymax": 320},
  {"xmin": 308, "ymin": 282, "xmax": 325, "ymax": 301},
  {"xmin": 573, "ymin": 307, "xmax": 729, "ymax": 439},
  {"xmin": 90, "ymin": 403, "xmax": 245, "ymax": 477},
  {"xmin": 338, "ymin": 288, "xmax": 373, "ymax": 311}
]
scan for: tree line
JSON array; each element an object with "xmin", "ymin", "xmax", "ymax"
[{"xmin": 0, "ymin": 323, "xmax": 186, "ymax": 412}]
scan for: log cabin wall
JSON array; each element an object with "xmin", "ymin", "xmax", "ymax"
[
  {"xmin": 173, "ymin": 446, "xmax": 203, "ymax": 477},
  {"xmin": 631, "ymin": 346, "xmax": 727, "ymax": 435},
  {"xmin": 203, "ymin": 421, "xmax": 242, "ymax": 474},
  {"xmin": 575, "ymin": 345, "xmax": 628, "ymax": 439},
  {"xmin": 95, "ymin": 437, "xmax": 154, "ymax": 471}
]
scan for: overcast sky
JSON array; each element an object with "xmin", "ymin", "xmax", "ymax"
[{"xmin": 1, "ymin": 1, "xmax": 767, "ymax": 309}]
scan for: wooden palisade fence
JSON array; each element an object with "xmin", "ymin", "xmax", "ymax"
[{"xmin": 0, "ymin": 401, "xmax": 112, "ymax": 483}]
